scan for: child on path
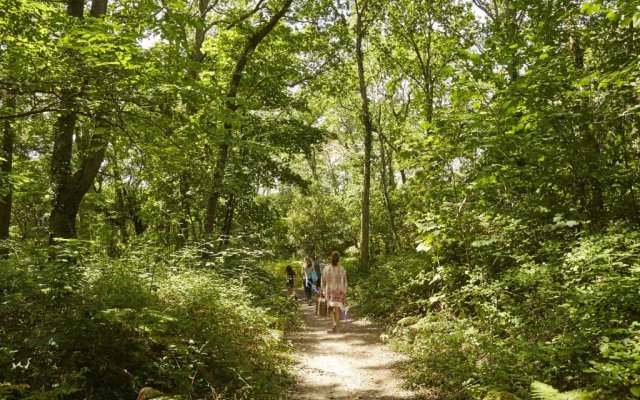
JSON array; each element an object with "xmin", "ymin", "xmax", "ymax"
[
  {"xmin": 285, "ymin": 265, "xmax": 296, "ymax": 299},
  {"xmin": 321, "ymin": 251, "xmax": 348, "ymax": 332}
]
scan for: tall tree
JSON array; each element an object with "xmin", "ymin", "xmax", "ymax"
[
  {"xmin": 204, "ymin": 0, "xmax": 294, "ymax": 235},
  {"xmin": 0, "ymin": 92, "xmax": 16, "ymax": 257},
  {"xmin": 354, "ymin": 0, "xmax": 374, "ymax": 269},
  {"xmin": 48, "ymin": 0, "xmax": 110, "ymax": 242}
]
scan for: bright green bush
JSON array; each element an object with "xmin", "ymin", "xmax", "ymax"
[
  {"xmin": 351, "ymin": 227, "xmax": 640, "ymax": 399},
  {"xmin": 0, "ymin": 243, "xmax": 297, "ymax": 399},
  {"xmin": 351, "ymin": 255, "xmax": 436, "ymax": 320}
]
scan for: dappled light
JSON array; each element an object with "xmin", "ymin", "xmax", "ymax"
[
  {"xmin": 1, "ymin": 0, "xmax": 639, "ymax": 398},
  {"xmin": 288, "ymin": 288, "xmax": 420, "ymax": 400}
]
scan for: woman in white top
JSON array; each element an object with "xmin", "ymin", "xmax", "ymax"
[{"xmin": 321, "ymin": 251, "xmax": 347, "ymax": 332}]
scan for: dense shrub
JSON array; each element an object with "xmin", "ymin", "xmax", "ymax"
[
  {"xmin": 351, "ymin": 227, "xmax": 640, "ymax": 400},
  {"xmin": 351, "ymin": 254, "xmax": 436, "ymax": 321},
  {"xmin": 0, "ymin": 243, "xmax": 297, "ymax": 399}
]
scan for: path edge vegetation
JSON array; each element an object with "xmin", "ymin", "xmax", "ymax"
[{"xmin": 2, "ymin": 0, "xmax": 640, "ymax": 399}]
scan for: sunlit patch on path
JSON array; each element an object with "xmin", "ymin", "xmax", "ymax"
[{"xmin": 286, "ymin": 291, "xmax": 423, "ymax": 400}]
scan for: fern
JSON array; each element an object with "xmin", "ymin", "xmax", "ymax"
[{"xmin": 531, "ymin": 381, "xmax": 593, "ymax": 400}]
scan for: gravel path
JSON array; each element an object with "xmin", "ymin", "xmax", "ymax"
[{"xmin": 287, "ymin": 293, "xmax": 424, "ymax": 400}]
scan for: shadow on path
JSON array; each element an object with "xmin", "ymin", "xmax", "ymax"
[{"xmin": 286, "ymin": 289, "xmax": 425, "ymax": 400}]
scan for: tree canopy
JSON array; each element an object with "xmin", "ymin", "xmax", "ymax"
[{"xmin": 1, "ymin": 0, "xmax": 639, "ymax": 398}]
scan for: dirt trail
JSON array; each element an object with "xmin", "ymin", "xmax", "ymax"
[{"xmin": 287, "ymin": 292, "xmax": 423, "ymax": 400}]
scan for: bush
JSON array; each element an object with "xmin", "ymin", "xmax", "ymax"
[
  {"xmin": 351, "ymin": 254, "xmax": 436, "ymax": 321},
  {"xmin": 350, "ymin": 227, "xmax": 640, "ymax": 399},
  {"xmin": 0, "ymin": 243, "xmax": 297, "ymax": 399}
]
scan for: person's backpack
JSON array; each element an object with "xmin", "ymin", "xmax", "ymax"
[{"xmin": 310, "ymin": 270, "xmax": 318, "ymax": 282}]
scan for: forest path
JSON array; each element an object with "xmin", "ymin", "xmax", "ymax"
[{"xmin": 286, "ymin": 290, "xmax": 425, "ymax": 400}]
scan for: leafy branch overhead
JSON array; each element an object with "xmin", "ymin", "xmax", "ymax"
[{"xmin": 1, "ymin": 0, "xmax": 639, "ymax": 398}]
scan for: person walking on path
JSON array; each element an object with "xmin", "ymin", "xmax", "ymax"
[
  {"xmin": 301, "ymin": 257, "xmax": 316, "ymax": 305},
  {"xmin": 285, "ymin": 265, "xmax": 296, "ymax": 299},
  {"xmin": 313, "ymin": 255, "xmax": 324, "ymax": 287},
  {"xmin": 321, "ymin": 251, "xmax": 347, "ymax": 332}
]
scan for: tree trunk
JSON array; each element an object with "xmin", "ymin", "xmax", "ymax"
[
  {"xmin": 178, "ymin": 0, "xmax": 210, "ymax": 242},
  {"xmin": 204, "ymin": 0, "xmax": 293, "ymax": 234},
  {"xmin": 67, "ymin": 0, "xmax": 84, "ymax": 18},
  {"xmin": 49, "ymin": 0, "xmax": 109, "ymax": 243},
  {"xmin": 307, "ymin": 147, "xmax": 320, "ymax": 181},
  {"xmin": 570, "ymin": 32, "xmax": 604, "ymax": 229},
  {"xmin": 386, "ymin": 145, "xmax": 396, "ymax": 189},
  {"xmin": 379, "ymin": 132, "xmax": 402, "ymax": 251},
  {"xmin": 178, "ymin": 173, "xmax": 190, "ymax": 243},
  {"xmin": 204, "ymin": 142, "xmax": 229, "ymax": 234},
  {"xmin": 133, "ymin": 213, "xmax": 146, "ymax": 235},
  {"xmin": 111, "ymin": 157, "xmax": 130, "ymax": 244},
  {"xmin": 221, "ymin": 194, "xmax": 236, "ymax": 246},
  {"xmin": 49, "ymin": 91, "xmax": 78, "ymax": 241},
  {"xmin": 355, "ymin": 0, "xmax": 373, "ymax": 270},
  {"xmin": 90, "ymin": 0, "xmax": 107, "ymax": 17},
  {"xmin": 0, "ymin": 93, "xmax": 16, "ymax": 258}
]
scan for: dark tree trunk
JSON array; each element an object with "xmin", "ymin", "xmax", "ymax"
[
  {"xmin": 67, "ymin": 0, "xmax": 84, "ymax": 18},
  {"xmin": 221, "ymin": 194, "xmax": 236, "ymax": 246},
  {"xmin": 133, "ymin": 216, "xmax": 146, "ymax": 236},
  {"xmin": 355, "ymin": 0, "xmax": 372, "ymax": 270},
  {"xmin": 89, "ymin": 0, "xmax": 107, "ymax": 17},
  {"xmin": 204, "ymin": 141, "xmax": 229, "ymax": 234},
  {"xmin": 570, "ymin": 32, "xmax": 604, "ymax": 229},
  {"xmin": 112, "ymin": 158, "xmax": 129, "ymax": 244},
  {"xmin": 49, "ymin": 91, "xmax": 78, "ymax": 241},
  {"xmin": 180, "ymin": 0, "xmax": 210, "ymax": 242},
  {"xmin": 0, "ymin": 93, "xmax": 16, "ymax": 258},
  {"xmin": 379, "ymin": 132, "xmax": 401, "ymax": 251},
  {"xmin": 49, "ymin": 0, "xmax": 109, "ymax": 243}
]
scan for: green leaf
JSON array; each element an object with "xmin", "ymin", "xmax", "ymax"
[{"xmin": 580, "ymin": 2, "xmax": 601, "ymax": 15}]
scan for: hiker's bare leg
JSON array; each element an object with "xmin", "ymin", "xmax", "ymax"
[{"xmin": 332, "ymin": 307, "xmax": 341, "ymax": 331}]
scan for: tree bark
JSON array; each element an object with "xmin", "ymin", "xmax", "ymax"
[
  {"xmin": 178, "ymin": 173, "xmax": 191, "ymax": 243},
  {"xmin": 49, "ymin": 91, "xmax": 78, "ymax": 240},
  {"xmin": 111, "ymin": 157, "xmax": 130, "ymax": 244},
  {"xmin": 177, "ymin": 0, "xmax": 211, "ymax": 243},
  {"xmin": 90, "ymin": 0, "xmax": 107, "ymax": 17},
  {"xmin": 0, "ymin": 93, "xmax": 16, "ymax": 258},
  {"xmin": 221, "ymin": 194, "xmax": 236, "ymax": 246},
  {"xmin": 204, "ymin": 0, "xmax": 293, "ymax": 234},
  {"xmin": 67, "ymin": 0, "xmax": 84, "ymax": 18},
  {"xmin": 49, "ymin": 0, "xmax": 109, "ymax": 243},
  {"xmin": 307, "ymin": 147, "xmax": 320, "ymax": 181},
  {"xmin": 355, "ymin": 0, "xmax": 373, "ymax": 270},
  {"xmin": 379, "ymin": 131, "xmax": 402, "ymax": 251},
  {"xmin": 570, "ymin": 32, "xmax": 604, "ymax": 229}
]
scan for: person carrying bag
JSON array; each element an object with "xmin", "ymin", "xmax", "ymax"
[{"xmin": 320, "ymin": 251, "xmax": 348, "ymax": 332}]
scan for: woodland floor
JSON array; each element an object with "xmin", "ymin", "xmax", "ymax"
[{"xmin": 286, "ymin": 289, "xmax": 426, "ymax": 400}]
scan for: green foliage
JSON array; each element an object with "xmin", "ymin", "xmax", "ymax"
[
  {"xmin": 3, "ymin": 0, "xmax": 640, "ymax": 399},
  {"xmin": 483, "ymin": 391, "xmax": 522, "ymax": 400},
  {"xmin": 351, "ymin": 255, "xmax": 435, "ymax": 321},
  {"xmin": 587, "ymin": 324, "xmax": 640, "ymax": 398},
  {"xmin": 285, "ymin": 188, "xmax": 358, "ymax": 257},
  {"xmin": 349, "ymin": 227, "xmax": 640, "ymax": 399},
  {"xmin": 0, "ymin": 243, "xmax": 297, "ymax": 399},
  {"xmin": 530, "ymin": 382, "xmax": 594, "ymax": 400}
]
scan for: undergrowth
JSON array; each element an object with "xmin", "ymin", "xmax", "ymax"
[
  {"xmin": 351, "ymin": 226, "xmax": 640, "ymax": 400},
  {"xmin": 0, "ymin": 242, "xmax": 299, "ymax": 399}
]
